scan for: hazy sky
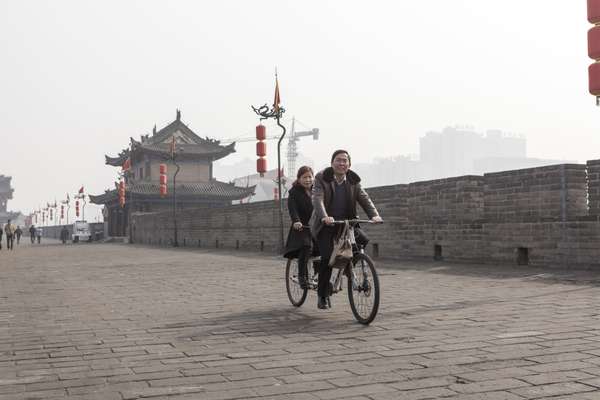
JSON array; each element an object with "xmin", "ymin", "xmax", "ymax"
[{"xmin": 1, "ymin": 1, "xmax": 597, "ymax": 215}]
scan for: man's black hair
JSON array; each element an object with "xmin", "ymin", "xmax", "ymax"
[{"xmin": 330, "ymin": 149, "xmax": 351, "ymax": 165}]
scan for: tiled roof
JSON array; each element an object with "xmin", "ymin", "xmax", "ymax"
[
  {"xmin": 135, "ymin": 142, "xmax": 235, "ymax": 160},
  {"xmin": 105, "ymin": 149, "xmax": 130, "ymax": 166},
  {"xmin": 104, "ymin": 117, "xmax": 235, "ymax": 165},
  {"xmin": 89, "ymin": 181, "xmax": 255, "ymax": 204}
]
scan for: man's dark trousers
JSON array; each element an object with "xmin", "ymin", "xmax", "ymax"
[{"xmin": 316, "ymin": 225, "xmax": 342, "ymax": 298}]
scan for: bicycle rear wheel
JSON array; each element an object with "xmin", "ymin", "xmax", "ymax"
[
  {"xmin": 286, "ymin": 258, "xmax": 308, "ymax": 307},
  {"xmin": 347, "ymin": 253, "xmax": 380, "ymax": 324}
]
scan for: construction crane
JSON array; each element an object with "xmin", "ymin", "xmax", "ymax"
[
  {"xmin": 221, "ymin": 117, "xmax": 319, "ymax": 176},
  {"xmin": 286, "ymin": 117, "xmax": 319, "ymax": 175}
]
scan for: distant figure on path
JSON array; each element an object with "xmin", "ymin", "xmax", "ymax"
[
  {"xmin": 15, "ymin": 226, "xmax": 22, "ymax": 245},
  {"xmin": 4, "ymin": 220, "xmax": 15, "ymax": 250},
  {"xmin": 60, "ymin": 226, "xmax": 69, "ymax": 244},
  {"xmin": 36, "ymin": 227, "xmax": 42, "ymax": 244},
  {"xmin": 29, "ymin": 225, "xmax": 36, "ymax": 243}
]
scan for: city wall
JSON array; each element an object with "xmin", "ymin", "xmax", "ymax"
[
  {"xmin": 40, "ymin": 223, "xmax": 105, "ymax": 241},
  {"xmin": 131, "ymin": 160, "xmax": 600, "ymax": 268}
]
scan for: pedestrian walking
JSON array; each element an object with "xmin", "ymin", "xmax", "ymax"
[
  {"xmin": 15, "ymin": 226, "xmax": 22, "ymax": 245},
  {"xmin": 60, "ymin": 226, "xmax": 69, "ymax": 244},
  {"xmin": 36, "ymin": 227, "xmax": 42, "ymax": 244},
  {"xmin": 4, "ymin": 219, "xmax": 15, "ymax": 250},
  {"xmin": 29, "ymin": 225, "xmax": 36, "ymax": 244}
]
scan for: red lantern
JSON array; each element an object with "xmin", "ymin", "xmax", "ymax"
[
  {"xmin": 257, "ymin": 158, "xmax": 267, "ymax": 175},
  {"xmin": 590, "ymin": 63, "xmax": 600, "ymax": 96},
  {"xmin": 590, "ymin": 26, "xmax": 600, "ymax": 60},
  {"xmin": 75, "ymin": 200, "xmax": 80, "ymax": 217},
  {"xmin": 590, "ymin": 0, "xmax": 600, "ymax": 24},
  {"xmin": 119, "ymin": 181, "xmax": 126, "ymax": 208},
  {"xmin": 256, "ymin": 124, "xmax": 266, "ymax": 141},
  {"xmin": 49, "ymin": 209, "xmax": 53, "ymax": 220},
  {"xmin": 60, "ymin": 205, "xmax": 64, "ymax": 219},
  {"xmin": 159, "ymin": 164, "xmax": 167, "ymax": 197},
  {"xmin": 256, "ymin": 141, "xmax": 267, "ymax": 157}
]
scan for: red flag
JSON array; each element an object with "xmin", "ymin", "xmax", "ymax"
[
  {"xmin": 78, "ymin": 186, "xmax": 84, "ymax": 194},
  {"xmin": 273, "ymin": 75, "xmax": 281, "ymax": 113}
]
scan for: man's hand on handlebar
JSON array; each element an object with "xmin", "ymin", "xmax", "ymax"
[
  {"xmin": 293, "ymin": 222, "xmax": 303, "ymax": 230},
  {"xmin": 322, "ymin": 216, "xmax": 335, "ymax": 226},
  {"xmin": 370, "ymin": 216, "xmax": 383, "ymax": 224}
]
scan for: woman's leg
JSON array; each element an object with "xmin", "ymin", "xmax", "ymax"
[{"xmin": 297, "ymin": 245, "xmax": 310, "ymax": 287}]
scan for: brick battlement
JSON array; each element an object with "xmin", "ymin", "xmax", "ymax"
[{"xmin": 131, "ymin": 160, "xmax": 600, "ymax": 268}]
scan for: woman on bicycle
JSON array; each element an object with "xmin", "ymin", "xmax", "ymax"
[
  {"xmin": 283, "ymin": 166, "xmax": 315, "ymax": 289},
  {"xmin": 310, "ymin": 150, "xmax": 382, "ymax": 309}
]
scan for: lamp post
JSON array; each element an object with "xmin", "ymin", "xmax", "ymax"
[
  {"xmin": 252, "ymin": 73, "xmax": 286, "ymax": 251},
  {"xmin": 163, "ymin": 138, "xmax": 181, "ymax": 247},
  {"xmin": 172, "ymin": 157, "xmax": 180, "ymax": 247}
]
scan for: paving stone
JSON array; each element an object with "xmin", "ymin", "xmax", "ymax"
[
  {"xmin": 4, "ymin": 242, "xmax": 600, "ymax": 399},
  {"xmin": 510, "ymin": 381, "xmax": 596, "ymax": 398}
]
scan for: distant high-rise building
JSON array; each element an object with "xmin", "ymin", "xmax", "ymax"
[
  {"xmin": 419, "ymin": 126, "xmax": 527, "ymax": 179},
  {"xmin": 354, "ymin": 126, "xmax": 572, "ymax": 188}
]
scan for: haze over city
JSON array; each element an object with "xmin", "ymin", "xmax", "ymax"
[{"xmin": 1, "ymin": 1, "xmax": 596, "ymax": 215}]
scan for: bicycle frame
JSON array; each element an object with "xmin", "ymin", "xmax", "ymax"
[{"xmin": 319, "ymin": 219, "xmax": 375, "ymax": 295}]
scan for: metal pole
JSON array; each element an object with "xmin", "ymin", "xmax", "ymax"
[
  {"xmin": 276, "ymin": 117, "xmax": 287, "ymax": 251},
  {"xmin": 82, "ymin": 196, "xmax": 86, "ymax": 221},
  {"xmin": 172, "ymin": 160, "xmax": 180, "ymax": 247}
]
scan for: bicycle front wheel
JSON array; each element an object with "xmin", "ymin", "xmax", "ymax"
[
  {"xmin": 286, "ymin": 258, "xmax": 308, "ymax": 307},
  {"xmin": 347, "ymin": 253, "xmax": 380, "ymax": 324}
]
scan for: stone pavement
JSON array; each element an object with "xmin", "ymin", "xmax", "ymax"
[{"xmin": 2, "ymin": 241, "xmax": 600, "ymax": 399}]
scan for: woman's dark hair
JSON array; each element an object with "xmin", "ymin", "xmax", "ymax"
[
  {"xmin": 330, "ymin": 149, "xmax": 351, "ymax": 165},
  {"xmin": 293, "ymin": 165, "xmax": 314, "ymax": 186}
]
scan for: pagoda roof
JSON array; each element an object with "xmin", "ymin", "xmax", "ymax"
[
  {"xmin": 105, "ymin": 149, "xmax": 130, "ymax": 167},
  {"xmin": 132, "ymin": 141, "xmax": 236, "ymax": 160},
  {"xmin": 89, "ymin": 180, "xmax": 255, "ymax": 204},
  {"xmin": 105, "ymin": 111, "xmax": 235, "ymax": 165}
]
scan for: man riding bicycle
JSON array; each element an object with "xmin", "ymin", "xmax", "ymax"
[{"xmin": 309, "ymin": 150, "xmax": 383, "ymax": 310}]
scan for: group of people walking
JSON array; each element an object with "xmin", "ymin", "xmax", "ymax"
[
  {"xmin": 283, "ymin": 150, "xmax": 383, "ymax": 310},
  {"xmin": 1, "ymin": 219, "xmax": 23, "ymax": 250}
]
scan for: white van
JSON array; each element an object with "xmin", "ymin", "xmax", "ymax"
[{"xmin": 72, "ymin": 221, "xmax": 91, "ymax": 242}]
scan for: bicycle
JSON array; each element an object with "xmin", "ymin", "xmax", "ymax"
[{"xmin": 285, "ymin": 219, "xmax": 381, "ymax": 324}]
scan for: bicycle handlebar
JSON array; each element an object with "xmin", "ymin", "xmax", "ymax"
[
  {"xmin": 333, "ymin": 219, "xmax": 382, "ymax": 225},
  {"xmin": 295, "ymin": 219, "xmax": 383, "ymax": 230}
]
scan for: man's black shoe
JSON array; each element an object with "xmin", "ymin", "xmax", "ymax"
[{"xmin": 317, "ymin": 297, "xmax": 328, "ymax": 309}]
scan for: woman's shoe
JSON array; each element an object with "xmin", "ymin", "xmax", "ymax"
[
  {"xmin": 317, "ymin": 296, "xmax": 328, "ymax": 309},
  {"xmin": 298, "ymin": 275, "xmax": 308, "ymax": 289}
]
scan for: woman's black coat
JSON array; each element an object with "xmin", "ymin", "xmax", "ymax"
[{"xmin": 283, "ymin": 184, "xmax": 314, "ymax": 258}]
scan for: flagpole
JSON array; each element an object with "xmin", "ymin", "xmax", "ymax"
[
  {"xmin": 251, "ymin": 70, "xmax": 286, "ymax": 251},
  {"xmin": 276, "ymin": 116, "xmax": 286, "ymax": 250}
]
